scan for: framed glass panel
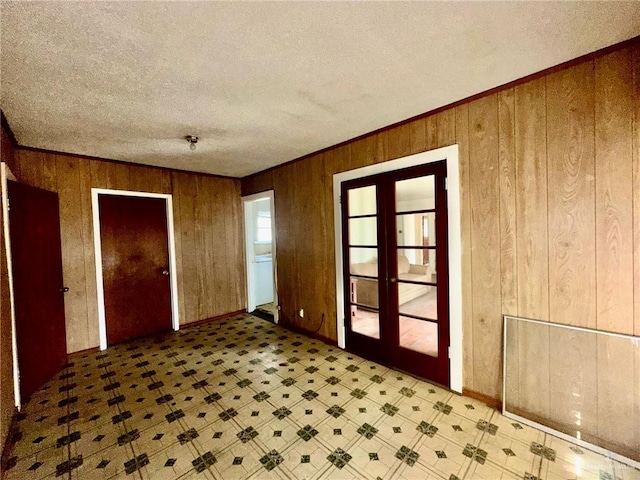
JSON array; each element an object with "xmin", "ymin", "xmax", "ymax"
[
  {"xmin": 350, "ymin": 276, "xmax": 379, "ymax": 309},
  {"xmin": 399, "ymin": 316, "xmax": 438, "ymax": 357},
  {"xmin": 397, "ymin": 247, "xmax": 436, "ymax": 282},
  {"xmin": 398, "ymin": 285, "xmax": 437, "ymax": 320},
  {"xmin": 349, "ymin": 248, "xmax": 378, "ymax": 275},
  {"xmin": 348, "ymin": 185, "xmax": 376, "ymax": 216},
  {"xmin": 349, "ymin": 217, "xmax": 377, "ymax": 246},
  {"xmin": 395, "ymin": 175, "xmax": 435, "ymax": 212},
  {"xmin": 349, "ymin": 275, "xmax": 379, "ymax": 339},
  {"xmin": 397, "ymin": 212, "xmax": 435, "ymax": 248},
  {"xmin": 351, "ymin": 307, "xmax": 380, "ymax": 339}
]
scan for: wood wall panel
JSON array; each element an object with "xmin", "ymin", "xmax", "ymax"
[
  {"xmin": 9, "ymin": 151, "xmax": 245, "ymax": 352},
  {"xmin": 634, "ymin": 44, "xmax": 640, "ymax": 336},
  {"xmin": 294, "ymin": 154, "xmax": 328, "ymax": 336},
  {"xmin": 79, "ymin": 160, "xmax": 99, "ymax": 348},
  {"xmin": 322, "ymin": 149, "xmax": 340, "ymax": 340},
  {"xmin": 595, "ymin": 49, "xmax": 634, "ymax": 334},
  {"xmin": 374, "ymin": 130, "xmax": 389, "ymax": 164},
  {"xmin": 454, "ymin": 104, "xmax": 474, "ymax": 391},
  {"xmin": 514, "ymin": 77, "xmax": 549, "ymax": 321},
  {"xmin": 388, "ymin": 123, "xmax": 411, "ymax": 161},
  {"xmin": 468, "ymin": 95, "xmax": 502, "ymax": 399},
  {"xmin": 273, "ymin": 163, "xmax": 298, "ymax": 327},
  {"xmin": 171, "ymin": 171, "xmax": 245, "ymax": 324},
  {"xmin": 241, "ymin": 169, "xmax": 274, "ymax": 197},
  {"xmin": 436, "ymin": 109, "xmax": 456, "ymax": 148},
  {"xmin": 55, "ymin": 156, "xmax": 91, "ymax": 352},
  {"xmin": 498, "ymin": 89, "xmax": 518, "ymax": 316},
  {"xmin": 425, "ymin": 115, "xmax": 438, "ymax": 150},
  {"xmin": 546, "ymin": 62, "xmax": 596, "ymax": 328},
  {"xmin": 409, "ymin": 118, "xmax": 426, "ymax": 155},
  {"xmin": 349, "ymin": 136, "xmax": 375, "ymax": 171}
]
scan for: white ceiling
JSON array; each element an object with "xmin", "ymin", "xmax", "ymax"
[{"xmin": 1, "ymin": 2, "xmax": 639, "ymax": 178}]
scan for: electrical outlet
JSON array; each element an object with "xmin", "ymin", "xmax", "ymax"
[{"xmin": 298, "ymin": 309, "xmax": 304, "ymax": 318}]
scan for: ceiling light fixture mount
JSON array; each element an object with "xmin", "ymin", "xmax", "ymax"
[{"xmin": 185, "ymin": 135, "xmax": 198, "ymax": 151}]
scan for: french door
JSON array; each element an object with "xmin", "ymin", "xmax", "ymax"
[{"xmin": 342, "ymin": 161, "xmax": 449, "ymax": 386}]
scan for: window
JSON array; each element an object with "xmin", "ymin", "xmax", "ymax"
[{"xmin": 256, "ymin": 212, "xmax": 272, "ymax": 242}]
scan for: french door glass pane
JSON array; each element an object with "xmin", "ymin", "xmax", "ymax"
[
  {"xmin": 398, "ymin": 285, "xmax": 437, "ymax": 321},
  {"xmin": 351, "ymin": 307, "xmax": 380, "ymax": 339},
  {"xmin": 397, "ymin": 212, "xmax": 435, "ymax": 247},
  {"xmin": 350, "ymin": 276, "xmax": 379, "ymax": 309},
  {"xmin": 395, "ymin": 175, "xmax": 435, "ymax": 212},
  {"xmin": 397, "ymin": 248, "xmax": 435, "ymax": 282},
  {"xmin": 348, "ymin": 185, "xmax": 377, "ymax": 216},
  {"xmin": 349, "ymin": 217, "xmax": 377, "ymax": 246},
  {"xmin": 349, "ymin": 247, "xmax": 378, "ymax": 274},
  {"xmin": 399, "ymin": 316, "xmax": 438, "ymax": 357}
]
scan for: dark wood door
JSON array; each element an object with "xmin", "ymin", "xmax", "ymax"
[
  {"xmin": 98, "ymin": 195, "xmax": 172, "ymax": 345},
  {"xmin": 8, "ymin": 181, "xmax": 67, "ymax": 401},
  {"xmin": 342, "ymin": 161, "xmax": 450, "ymax": 387}
]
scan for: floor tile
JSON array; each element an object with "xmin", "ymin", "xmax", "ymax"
[{"xmin": 4, "ymin": 313, "xmax": 638, "ymax": 480}]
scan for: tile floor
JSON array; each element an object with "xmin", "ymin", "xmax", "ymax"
[
  {"xmin": 3, "ymin": 313, "xmax": 638, "ymax": 480},
  {"xmin": 256, "ymin": 304, "xmax": 277, "ymax": 317},
  {"xmin": 253, "ymin": 304, "xmax": 277, "ymax": 322}
]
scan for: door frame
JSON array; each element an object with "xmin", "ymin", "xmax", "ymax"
[
  {"xmin": 333, "ymin": 145, "xmax": 462, "ymax": 393},
  {"xmin": 91, "ymin": 188, "xmax": 180, "ymax": 350},
  {"xmin": 242, "ymin": 190, "xmax": 279, "ymax": 323},
  {"xmin": 1, "ymin": 162, "xmax": 21, "ymax": 410}
]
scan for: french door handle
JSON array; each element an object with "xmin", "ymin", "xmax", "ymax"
[
  {"xmin": 389, "ymin": 278, "xmax": 397, "ymax": 283},
  {"xmin": 59, "ymin": 287, "xmax": 69, "ymax": 293},
  {"xmin": 161, "ymin": 270, "xmax": 170, "ymax": 276}
]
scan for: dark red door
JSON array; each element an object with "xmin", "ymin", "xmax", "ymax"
[
  {"xmin": 8, "ymin": 181, "xmax": 67, "ymax": 401},
  {"xmin": 98, "ymin": 195, "xmax": 172, "ymax": 345}
]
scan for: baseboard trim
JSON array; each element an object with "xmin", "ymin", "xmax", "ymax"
[
  {"xmin": 462, "ymin": 388, "xmax": 502, "ymax": 410},
  {"xmin": 181, "ymin": 309, "xmax": 247, "ymax": 330}
]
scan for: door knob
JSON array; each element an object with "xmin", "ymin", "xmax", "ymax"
[
  {"xmin": 389, "ymin": 278, "xmax": 397, "ymax": 283},
  {"xmin": 59, "ymin": 287, "xmax": 69, "ymax": 293},
  {"xmin": 161, "ymin": 270, "xmax": 170, "ymax": 276}
]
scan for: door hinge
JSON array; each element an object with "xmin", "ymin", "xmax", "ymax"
[
  {"xmin": 448, "ymin": 346, "xmax": 451, "ymax": 359},
  {"xmin": 445, "ymin": 178, "xmax": 448, "ymax": 191},
  {"xmin": 339, "ymin": 195, "xmax": 342, "ymax": 204}
]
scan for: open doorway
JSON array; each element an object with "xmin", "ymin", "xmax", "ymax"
[{"xmin": 243, "ymin": 191, "xmax": 278, "ymax": 322}]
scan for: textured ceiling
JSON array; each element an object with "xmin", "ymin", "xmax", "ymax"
[{"xmin": 1, "ymin": 2, "xmax": 639, "ymax": 178}]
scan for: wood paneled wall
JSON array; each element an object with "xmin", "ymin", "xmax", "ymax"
[
  {"xmin": 1, "ymin": 126, "xmax": 16, "ymax": 459},
  {"xmin": 6, "ymin": 149, "xmax": 245, "ymax": 353},
  {"xmin": 242, "ymin": 41, "xmax": 640, "ymax": 400}
]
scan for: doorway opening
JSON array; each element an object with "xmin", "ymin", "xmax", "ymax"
[
  {"xmin": 333, "ymin": 145, "xmax": 462, "ymax": 392},
  {"xmin": 243, "ymin": 191, "xmax": 278, "ymax": 323},
  {"xmin": 91, "ymin": 189, "xmax": 180, "ymax": 350}
]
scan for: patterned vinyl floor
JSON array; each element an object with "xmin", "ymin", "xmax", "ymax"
[{"xmin": 3, "ymin": 313, "xmax": 638, "ymax": 480}]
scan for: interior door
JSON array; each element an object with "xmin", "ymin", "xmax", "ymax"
[
  {"xmin": 98, "ymin": 194, "xmax": 172, "ymax": 345},
  {"xmin": 343, "ymin": 161, "xmax": 450, "ymax": 386},
  {"xmin": 8, "ymin": 181, "xmax": 67, "ymax": 400}
]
